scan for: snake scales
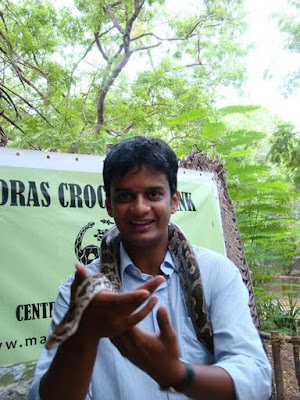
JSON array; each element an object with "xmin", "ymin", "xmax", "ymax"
[{"xmin": 45, "ymin": 222, "xmax": 213, "ymax": 351}]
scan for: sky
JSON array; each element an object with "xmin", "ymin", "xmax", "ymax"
[{"xmin": 232, "ymin": 0, "xmax": 300, "ymax": 130}]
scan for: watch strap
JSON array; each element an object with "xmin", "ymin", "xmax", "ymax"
[{"xmin": 160, "ymin": 359, "xmax": 194, "ymax": 393}]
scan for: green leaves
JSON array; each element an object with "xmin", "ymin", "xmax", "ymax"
[
  {"xmin": 167, "ymin": 109, "xmax": 208, "ymax": 126},
  {"xmin": 255, "ymin": 286, "xmax": 300, "ymax": 333},
  {"xmin": 218, "ymin": 105, "xmax": 262, "ymax": 115},
  {"xmin": 268, "ymin": 123, "xmax": 300, "ymax": 188},
  {"xmin": 1, "ymin": 0, "xmax": 251, "ymax": 147}
]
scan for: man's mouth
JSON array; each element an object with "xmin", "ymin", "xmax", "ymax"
[{"xmin": 130, "ymin": 220, "xmax": 154, "ymax": 226}]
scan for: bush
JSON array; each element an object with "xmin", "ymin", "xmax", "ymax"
[{"xmin": 255, "ymin": 286, "xmax": 300, "ymax": 334}]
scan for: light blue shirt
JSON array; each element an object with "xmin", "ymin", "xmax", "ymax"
[{"xmin": 28, "ymin": 245, "xmax": 272, "ymax": 400}]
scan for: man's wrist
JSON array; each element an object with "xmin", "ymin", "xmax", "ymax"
[{"xmin": 160, "ymin": 359, "xmax": 194, "ymax": 393}]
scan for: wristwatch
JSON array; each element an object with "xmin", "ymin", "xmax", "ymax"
[{"xmin": 160, "ymin": 359, "xmax": 194, "ymax": 394}]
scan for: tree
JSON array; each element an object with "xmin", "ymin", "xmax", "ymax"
[
  {"xmin": 1, "ymin": 0, "xmax": 248, "ymax": 151},
  {"xmin": 0, "ymin": 0, "xmax": 82, "ymax": 150},
  {"xmin": 0, "ymin": 0, "xmax": 58, "ymax": 147},
  {"xmin": 84, "ymin": 0, "xmax": 247, "ymax": 134},
  {"xmin": 268, "ymin": 122, "xmax": 300, "ymax": 189},
  {"xmin": 170, "ymin": 104, "xmax": 300, "ymax": 276}
]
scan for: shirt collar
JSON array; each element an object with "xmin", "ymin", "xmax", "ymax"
[{"xmin": 120, "ymin": 242, "xmax": 175, "ymax": 280}]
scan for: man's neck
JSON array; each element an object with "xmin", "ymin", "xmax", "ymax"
[{"xmin": 123, "ymin": 245, "xmax": 167, "ymax": 276}]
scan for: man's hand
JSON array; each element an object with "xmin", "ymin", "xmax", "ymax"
[
  {"xmin": 111, "ymin": 306, "xmax": 185, "ymax": 388},
  {"xmin": 74, "ymin": 263, "xmax": 165, "ymax": 341},
  {"xmin": 39, "ymin": 265, "xmax": 165, "ymax": 400},
  {"xmin": 111, "ymin": 306, "xmax": 236, "ymax": 400}
]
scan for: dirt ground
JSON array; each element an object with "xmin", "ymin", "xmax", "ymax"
[{"xmin": 265, "ymin": 341, "xmax": 300, "ymax": 400}]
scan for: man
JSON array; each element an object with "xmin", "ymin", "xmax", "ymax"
[{"xmin": 29, "ymin": 136, "xmax": 272, "ymax": 400}]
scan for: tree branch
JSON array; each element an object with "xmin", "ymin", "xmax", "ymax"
[
  {"xmin": 105, "ymin": 3, "xmax": 125, "ymax": 35},
  {"xmin": 131, "ymin": 42, "xmax": 161, "ymax": 53},
  {"xmin": 94, "ymin": 33, "xmax": 109, "ymax": 60},
  {"xmin": 132, "ymin": 19, "xmax": 223, "ymax": 43},
  {"xmin": 17, "ymin": 58, "xmax": 48, "ymax": 78},
  {"xmin": 0, "ymin": 30, "xmax": 26, "ymax": 87},
  {"xmin": 94, "ymin": 4, "xmax": 224, "ymax": 134},
  {"xmin": 95, "ymin": 49, "xmax": 132, "ymax": 131},
  {"xmin": 2, "ymin": 83, "xmax": 53, "ymax": 126},
  {"xmin": 16, "ymin": 69, "xmax": 46, "ymax": 99},
  {"xmin": 0, "ymin": 10, "xmax": 8, "ymax": 31},
  {"xmin": 0, "ymin": 85, "xmax": 20, "ymax": 116},
  {"xmin": 0, "ymin": 124, "xmax": 8, "ymax": 147},
  {"xmin": 1, "ymin": 111, "xmax": 26, "ymax": 134},
  {"xmin": 125, "ymin": 0, "xmax": 145, "ymax": 35}
]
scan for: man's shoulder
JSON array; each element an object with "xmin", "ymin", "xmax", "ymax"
[
  {"xmin": 191, "ymin": 244, "xmax": 239, "ymax": 277},
  {"xmin": 191, "ymin": 245, "xmax": 245, "ymax": 301},
  {"xmin": 191, "ymin": 244, "xmax": 228, "ymax": 263}
]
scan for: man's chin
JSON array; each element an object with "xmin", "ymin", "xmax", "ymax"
[{"xmin": 122, "ymin": 234, "xmax": 164, "ymax": 249}]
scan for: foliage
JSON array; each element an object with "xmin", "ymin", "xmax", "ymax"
[
  {"xmin": 167, "ymin": 104, "xmax": 300, "ymax": 276},
  {"xmin": 255, "ymin": 285, "xmax": 300, "ymax": 334},
  {"xmin": 0, "ymin": 0, "xmax": 89, "ymax": 150},
  {"xmin": 268, "ymin": 122, "xmax": 300, "ymax": 189},
  {"xmin": 1, "ymin": 0, "xmax": 248, "ymax": 149}
]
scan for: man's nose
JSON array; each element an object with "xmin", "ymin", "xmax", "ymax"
[{"xmin": 130, "ymin": 195, "xmax": 150, "ymax": 214}]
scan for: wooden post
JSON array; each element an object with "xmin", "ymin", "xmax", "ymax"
[
  {"xmin": 292, "ymin": 334, "xmax": 300, "ymax": 392},
  {"xmin": 271, "ymin": 332, "xmax": 285, "ymax": 400}
]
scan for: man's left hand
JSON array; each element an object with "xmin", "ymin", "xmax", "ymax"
[{"xmin": 111, "ymin": 306, "xmax": 185, "ymax": 388}]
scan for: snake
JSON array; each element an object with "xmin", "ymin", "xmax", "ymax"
[
  {"xmin": 45, "ymin": 273, "xmax": 116, "ymax": 350},
  {"xmin": 45, "ymin": 223, "xmax": 213, "ymax": 351}
]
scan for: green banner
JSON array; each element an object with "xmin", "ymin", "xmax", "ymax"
[{"xmin": 0, "ymin": 148, "xmax": 224, "ymax": 365}]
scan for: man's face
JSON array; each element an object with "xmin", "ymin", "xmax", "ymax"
[{"xmin": 105, "ymin": 164, "xmax": 179, "ymax": 253}]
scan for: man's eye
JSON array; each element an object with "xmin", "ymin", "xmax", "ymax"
[
  {"xmin": 148, "ymin": 191, "xmax": 162, "ymax": 200},
  {"xmin": 116, "ymin": 193, "xmax": 131, "ymax": 202}
]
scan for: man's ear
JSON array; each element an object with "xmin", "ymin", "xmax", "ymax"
[
  {"xmin": 105, "ymin": 197, "xmax": 113, "ymax": 217},
  {"xmin": 171, "ymin": 190, "xmax": 180, "ymax": 214}
]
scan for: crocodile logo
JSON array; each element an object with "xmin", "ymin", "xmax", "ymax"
[{"xmin": 74, "ymin": 220, "xmax": 114, "ymax": 265}]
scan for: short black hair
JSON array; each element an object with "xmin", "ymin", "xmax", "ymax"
[{"xmin": 103, "ymin": 136, "xmax": 178, "ymax": 197}]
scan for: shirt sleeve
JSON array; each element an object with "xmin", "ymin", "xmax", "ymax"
[
  {"xmin": 28, "ymin": 274, "xmax": 73, "ymax": 400},
  {"xmin": 28, "ymin": 261, "xmax": 101, "ymax": 400},
  {"xmin": 194, "ymin": 246, "xmax": 272, "ymax": 400}
]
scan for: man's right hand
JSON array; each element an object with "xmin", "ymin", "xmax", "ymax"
[
  {"xmin": 40, "ymin": 264, "xmax": 165, "ymax": 400},
  {"xmin": 74, "ymin": 263, "xmax": 165, "ymax": 341}
]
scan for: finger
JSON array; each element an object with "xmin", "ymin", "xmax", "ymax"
[
  {"xmin": 75, "ymin": 263, "xmax": 88, "ymax": 280},
  {"xmin": 157, "ymin": 306, "xmax": 176, "ymax": 342},
  {"xmin": 94, "ymin": 289, "xmax": 151, "ymax": 315},
  {"xmin": 70, "ymin": 263, "xmax": 87, "ymax": 298},
  {"xmin": 136, "ymin": 275, "xmax": 165, "ymax": 294},
  {"xmin": 98, "ymin": 288, "xmax": 150, "ymax": 304},
  {"xmin": 127, "ymin": 296, "xmax": 159, "ymax": 327},
  {"xmin": 111, "ymin": 326, "xmax": 144, "ymax": 354}
]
